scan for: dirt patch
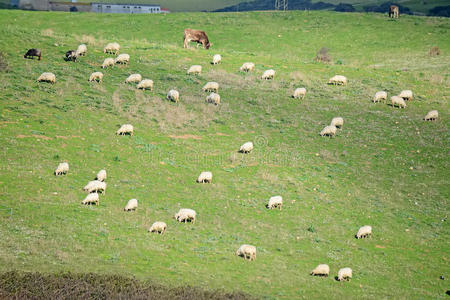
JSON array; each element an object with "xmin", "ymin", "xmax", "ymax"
[
  {"xmin": 216, "ymin": 132, "xmax": 231, "ymax": 136},
  {"xmin": 169, "ymin": 134, "xmax": 202, "ymax": 140},
  {"xmin": 16, "ymin": 135, "xmax": 52, "ymax": 140},
  {"xmin": 0, "ymin": 271, "xmax": 253, "ymax": 300}
]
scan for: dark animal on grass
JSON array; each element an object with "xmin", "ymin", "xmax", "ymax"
[
  {"xmin": 389, "ymin": 5, "xmax": 399, "ymax": 18},
  {"xmin": 24, "ymin": 49, "xmax": 41, "ymax": 60},
  {"xmin": 183, "ymin": 29, "xmax": 210, "ymax": 49},
  {"xmin": 65, "ymin": 50, "xmax": 77, "ymax": 62}
]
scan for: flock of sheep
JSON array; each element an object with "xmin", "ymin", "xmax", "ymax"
[{"xmin": 31, "ymin": 36, "xmax": 439, "ymax": 283}]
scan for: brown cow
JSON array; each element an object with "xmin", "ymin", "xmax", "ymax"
[
  {"xmin": 183, "ymin": 29, "xmax": 210, "ymax": 49},
  {"xmin": 389, "ymin": 5, "xmax": 399, "ymax": 18}
]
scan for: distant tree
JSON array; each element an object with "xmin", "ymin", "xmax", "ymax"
[{"xmin": 335, "ymin": 3, "xmax": 355, "ymax": 12}]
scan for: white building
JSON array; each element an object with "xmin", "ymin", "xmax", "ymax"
[{"xmin": 91, "ymin": 3, "xmax": 162, "ymax": 13}]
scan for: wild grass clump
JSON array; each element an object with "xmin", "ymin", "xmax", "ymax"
[
  {"xmin": 0, "ymin": 51, "xmax": 8, "ymax": 72},
  {"xmin": 429, "ymin": 46, "xmax": 441, "ymax": 56},
  {"xmin": 314, "ymin": 47, "xmax": 331, "ymax": 63}
]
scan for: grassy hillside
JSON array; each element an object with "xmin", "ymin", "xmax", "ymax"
[{"xmin": 0, "ymin": 9, "xmax": 449, "ymax": 299}]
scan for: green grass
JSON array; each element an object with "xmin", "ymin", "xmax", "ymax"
[{"xmin": 0, "ymin": 9, "xmax": 449, "ymax": 299}]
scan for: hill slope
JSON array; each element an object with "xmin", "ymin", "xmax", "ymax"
[{"xmin": 0, "ymin": 10, "xmax": 449, "ymax": 299}]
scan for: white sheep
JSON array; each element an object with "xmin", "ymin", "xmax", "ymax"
[
  {"xmin": 116, "ymin": 124, "xmax": 134, "ymax": 136},
  {"xmin": 424, "ymin": 110, "xmax": 438, "ymax": 121},
  {"xmin": 268, "ymin": 195, "xmax": 283, "ymax": 210},
  {"xmin": 261, "ymin": 69, "xmax": 275, "ymax": 80},
  {"xmin": 373, "ymin": 91, "xmax": 387, "ymax": 103},
  {"xmin": 96, "ymin": 169, "xmax": 106, "ymax": 182},
  {"xmin": 337, "ymin": 268, "xmax": 352, "ymax": 281},
  {"xmin": 320, "ymin": 125, "xmax": 337, "ymax": 137},
  {"xmin": 202, "ymin": 81, "xmax": 219, "ymax": 92},
  {"xmin": 330, "ymin": 117, "xmax": 344, "ymax": 129},
  {"xmin": 104, "ymin": 42, "xmax": 120, "ymax": 54},
  {"xmin": 399, "ymin": 90, "xmax": 413, "ymax": 101},
  {"xmin": 239, "ymin": 142, "xmax": 254, "ymax": 153},
  {"xmin": 206, "ymin": 92, "xmax": 221, "ymax": 105},
  {"xmin": 310, "ymin": 264, "xmax": 330, "ymax": 277},
  {"xmin": 167, "ymin": 89, "xmax": 179, "ymax": 103},
  {"xmin": 115, "ymin": 54, "xmax": 130, "ymax": 64},
  {"xmin": 137, "ymin": 79, "xmax": 154, "ymax": 91},
  {"xmin": 75, "ymin": 44, "xmax": 87, "ymax": 56},
  {"xmin": 236, "ymin": 244, "xmax": 256, "ymax": 261},
  {"xmin": 240, "ymin": 62, "xmax": 255, "ymax": 72},
  {"xmin": 101, "ymin": 58, "xmax": 115, "ymax": 69},
  {"xmin": 174, "ymin": 208, "xmax": 196, "ymax": 223},
  {"xmin": 149, "ymin": 222, "xmax": 167, "ymax": 234},
  {"xmin": 54, "ymin": 162, "xmax": 69, "ymax": 175},
  {"xmin": 89, "ymin": 72, "xmax": 103, "ymax": 83},
  {"xmin": 82, "ymin": 193, "xmax": 99, "ymax": 205},
  {"xmin": 212, "ymin": 54, "xmax": 221, "ymax": 65},
  {"xmin": 391, "ymin": 96, "xmax": 406, "ymax": 108},
  {"xmin": 328, "ymin": 75, "xmax": 347, "ymax": 85},
  {"xmin": 356, "ymin": 225, "xmax": 372, "ymax": 239},
  {"xmin": 293, "ymin": 88, "xmax": 306, "ymax": 99},
  {"xmin": 125, "ymin": 74, "xmax": 142, "ymax": 84},
  {"xmin": 37, "ymin": 72, "xmax": 56, "ymax": 84},
  {"xmin": 83, "ymin": 180, "xmax": 106, "ymax": 194},
  {"xmin": 197, "ymin": 171, "xmax": 212, "ymax": 183},
  {"xmin": 124, "ymin": 198, "xmax": 138, "ymax": 211},
  {"xmin": 187, "ymin": 65, "xmax": 202, "ymax": 75}
]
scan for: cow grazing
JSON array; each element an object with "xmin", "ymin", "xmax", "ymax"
[
  {"xmin": 24, "ymin": 49, "xmax": 41, "ymax": 60},
  {"xmin": 183, "ymin": 29, "xmax": 210, "ymax": 50},
  {"xmin": 389, "ymin": 5, "xmax": 399, "ymax": 18}
]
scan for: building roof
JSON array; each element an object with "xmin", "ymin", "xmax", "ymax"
[{"xmin": 91, "ymin": 3, "xmax": 160, "ymax": 6}]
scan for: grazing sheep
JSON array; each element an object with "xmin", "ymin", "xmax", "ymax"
[
  {"xmin": 239, "ymin": 142, "xmax": 254, "ymax": 153},
  {"xmin": 399, "ymin": 90, "xmax": 413, "ymax": 101},
  {"xmin": 206, "ymin": 92, "xmax": 221, "ymax": 105},
  {"xmin": 202, "ymin": 81, "xmax": 219, "ymax": 92},
  {"xmin": 175, "ymin": 208, "xmax": 197, "ymax": 223},
  {"xmin": 424, "ymin": 110, "xmax": 438, "ymax": 121},
  {"xmin": 116, "ymin": 124, "xmax": 134, "ymax": 136},
  {"xmin": 328, "ymin": 75, "xmax": 347, "ymax": 85},
  {"xmin": 240, "ymin": 62, "xmax": 255, "ymax": 72},
  {"xmin": 187, "ymin": 65, "xmax": 202, "ymax": 75},
  {"xmin": 373, "ymin": 91, "xmax": 387, "ymax": 103},
  {"xmin": 124, "ymin": 199, "xmax": 138, "ymax": 211},
  {"xmin": 54, "ymin": 162, "xmax": 69, "ymax": 175},
  {"xmin": 89, "ymin": 72, "xmax": 103, "ymax": 83},
  {"xmin": 137, "ymin": 79, "xmax": 154, "ymax": 91},
  {"xmin": 261, "ymin": 69, "xmax": 275, "ymax": 80},
  {"xmin": 293, "ymin": 88, "xmax": 306, "ymax": 99},
  {"xmin": 268, "ymin": 195, "xmax": 283, "ymax": 210},
  {"xmin": 149, "ymin": 222, "xmax": 167, "ymax": 234},
  {"xmin": 125, "ymin": 74, "xmax": 142, "ymax": 84},
  {"xmin": 330, "ymin": 117, "xmax": 344, "ymax": 129},
  {"xmin": 310, "ymin": 264, "xmax": 330, "ymax": 277},
  {"xmin": 82, "ymin": 193, "xmax": 99, "ymax": 205},
  {"xmin": 102, "ymin": 58, "xmax": 115, "ymax": 69},
  {"xmin": 83, "ymin": 180, "xmax": 106, "ymax": 194},
  {"xmin": 37, "ymin": 72, "xmax": 56, "ymax": 84},
  {"xmin": 167, "ymin": 89, "xmax": 180, "ymax": 103},
  {"xmin": 320, "ymin": 125, "xmax": 337, "ymax": 137},
  {"xmin": 104, "ymin": 42, "xmax": 120, "ymax": 54},
  {"xmin": 337, "ymin": 268, "xmax": 352, "ymax": 281},
  {"xmin": 115, "ymin": 54, "xmax": 130, "ymax": 64},
  {"xmin": 197, "ymin": 171, "xmax": 212, "ymax": 183},
  {"xmin": 24, "ymin": 48, "xmax": 41, "ymax": 60},
  {"xmin": 96, "ymin": 169, "xmax": 106, "ymax": 182},
  {"xmin": 76, "ymin": 44, "xmax": 87, "ymax": 56},
  {"xmin": 65, "ymin": 50, "xmax": 77, "ymax": 62},
  {"xmin": 356, "ymin": 225, "xmax": 372, "ymax": 239},
  {"xmin": 236, "ymin": 244, "xmax": 256, "ymax": 261},
  {"xmin": 212, "ymin": 54, "xmax": 221, "ymax": 65},
  {"xmin": 391, "ymin": 96, "xmax": 406, "ymax": 108}
]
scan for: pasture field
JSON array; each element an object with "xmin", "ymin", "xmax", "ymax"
[{"xmin": 0, "ymin": 9, "xmax": 449, "ymax": 299}]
